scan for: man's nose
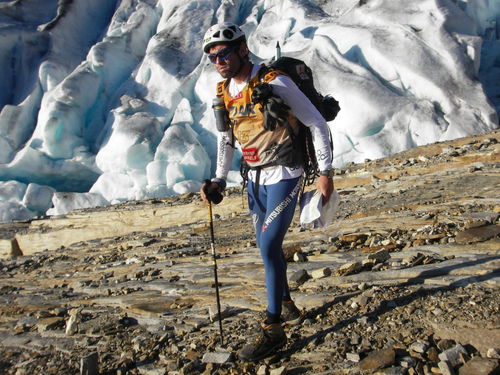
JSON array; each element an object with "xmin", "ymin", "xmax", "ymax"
[{"xmin": 215, "ymin": 56, "xmax": 227, "ymax": 65}]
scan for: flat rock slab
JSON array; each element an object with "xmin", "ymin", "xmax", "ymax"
[
  {"xmin": 455, "ymin": 225, "xmax": 500, "ymax": 244},
  {"xmin": 431, "ymin": 323, "xmax": 500, "ymax": 357},
  {"xmin": 458, "ymin": 357, "xmax": 500, "ymax": 375},
  {"xmin": 202, "ymin": 351, "xmax": 233, "ymax": 364},
  {"xmin": 312, "ymin": 254, "xmax": 499, "ymax": 287},
  {"xmin": 359, "ymin": 348, "xmax": 396, "ymax": 372}
]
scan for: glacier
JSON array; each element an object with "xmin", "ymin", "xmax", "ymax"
[{"xmin": 0, "ymin": 0, "xmax": 498, "ymax": 222}]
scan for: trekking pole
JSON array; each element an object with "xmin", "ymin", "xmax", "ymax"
[{"xmin": 207, "ymin": 200, "xmax": 224, "ymax": 346}]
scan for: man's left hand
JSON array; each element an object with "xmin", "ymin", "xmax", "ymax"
[{"xmin": 317, "ymin": 175, "xmax": 334, "ymax": 206}]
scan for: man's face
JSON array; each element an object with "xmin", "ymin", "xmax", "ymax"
[{"xmin": 208, "ymin": 43, "xmax": 242, "ymax": 79}]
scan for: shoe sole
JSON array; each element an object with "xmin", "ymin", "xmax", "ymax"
[
  {"xmin": 283, "ymin": 315, "xmax": 303, "ymax": 326},
  {"xmin": 238, "ymin": 338, "xmax": 287, "ymax": 362}
]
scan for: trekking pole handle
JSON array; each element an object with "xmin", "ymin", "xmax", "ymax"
[{"xmin": 204, "ymin": 179, "xmax": 223, "ymax": 204}]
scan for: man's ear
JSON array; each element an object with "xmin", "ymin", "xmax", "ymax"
[{"xmin": 239, "ymin": 42, "xmax": 249, "ymax": 58}]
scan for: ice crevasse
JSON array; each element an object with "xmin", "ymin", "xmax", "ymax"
[{"xmin": 0, "ymin": 0, "xmax": 498, "ymax": 222}]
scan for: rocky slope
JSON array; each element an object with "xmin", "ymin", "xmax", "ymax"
[{"xmin": 0, "ymin": 130, "xmax": 499, "ymax": 375}]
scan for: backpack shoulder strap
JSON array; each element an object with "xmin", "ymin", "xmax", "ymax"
[
  {"xmin": 216, "ymin": 79, "xmax": 230, "ymax": 97},
  {"xmin": 257, "ymin": 63, "xmax": 289, "ymax": 83},
  {"xmin": 262, "ymin": 69, "xmax": 289, "ymax": 83}
]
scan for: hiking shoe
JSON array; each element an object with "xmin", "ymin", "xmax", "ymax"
[
  {"xmin": 238, "ymin": 323, "xmax": 287, "ymax": 362},
  {"xmin": 281, "ymin": 300, "xmax": 303, "ymax": 326}
]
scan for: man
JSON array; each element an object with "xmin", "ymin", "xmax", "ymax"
[{"xmin": 200, "ymin": 23, "xmax": 334, "ymax": 362}]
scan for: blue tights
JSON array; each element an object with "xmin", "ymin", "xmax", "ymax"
[{"xmin": 247, "ymin": 176, "xmax": 302, "ymax": 318}]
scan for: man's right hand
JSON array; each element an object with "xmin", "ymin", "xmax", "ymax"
[
  {"xmin": 200, "ymin": 180, "xmax": 223, "ymax": 204},
  {"xmin": 317, "ymin": 175, "xmax": 334, "ymax": 206}
]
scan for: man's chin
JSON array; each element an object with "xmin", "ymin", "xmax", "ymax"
[{"xmin": 218, "ymin": 69, "xmax": 232, "ymax": 78}]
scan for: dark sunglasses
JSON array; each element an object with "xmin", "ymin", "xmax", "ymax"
[{"xmin": 208, "ymin": 46, "xmax": 235, "ymax": 64}]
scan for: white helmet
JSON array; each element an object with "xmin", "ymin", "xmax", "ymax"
[{"xmin": 203, "ymin": 23, "xmax": 246, "ymax": 53}]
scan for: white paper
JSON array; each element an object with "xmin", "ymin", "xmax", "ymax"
[{"xmin": 299, "ymin": 190, "xmax": 340, "ymax": 229}]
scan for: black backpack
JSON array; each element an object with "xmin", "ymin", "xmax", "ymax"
[
  {"xmin": 256, "ymin": 57, "xmax": 340, "ymax": 185},
  {"xmin": 261, "ymin": 57, "xmax": 340, "ymax": 122}
]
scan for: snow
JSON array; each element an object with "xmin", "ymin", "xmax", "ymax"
[{"xmin": 0, "ymin": 0, "xmax": 498, "ymax": 223}]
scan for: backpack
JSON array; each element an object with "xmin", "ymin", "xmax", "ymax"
[
  {"xmin": 260, "ymin": 57, "xmax": 340, "ymax": 122},
  {"xmin": 255, "ymin": 56, "xmax": 340, "ymax": 186}
]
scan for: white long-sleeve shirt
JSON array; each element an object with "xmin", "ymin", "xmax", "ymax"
[{"xmin": 215, "ymin": 64, "xmax": 333, "ymax": 185}]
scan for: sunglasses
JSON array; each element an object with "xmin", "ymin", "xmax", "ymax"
[{"xmin": 208, "ymin": 46, "xmax": 235, "ymax": 64}]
